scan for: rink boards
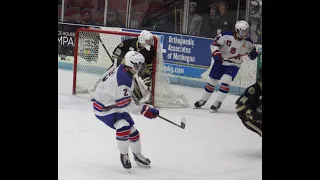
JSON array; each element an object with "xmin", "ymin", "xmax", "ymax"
[{"xmin": 58, "ymin": 23, "xmax": 262, "ymax": 95}]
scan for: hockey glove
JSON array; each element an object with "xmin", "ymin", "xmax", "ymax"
[
  {"xmin": 146, "ymin": 64, "xmax": 153, "ymax": 73},
  {"xmin": 249, "ymin": 47, "xmax": 258, "ymax": 60},
  {"xmin": 212, "ymin": 50, "xmax": 223, "ymax": 62},
  {"xmin": 141, "ymin": 105, "xmax": 159, "ymax": 119}
]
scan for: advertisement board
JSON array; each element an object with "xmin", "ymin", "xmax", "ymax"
[{"xmin": 58, "ymin": 22, "xmax": 261, "ymax": 94}]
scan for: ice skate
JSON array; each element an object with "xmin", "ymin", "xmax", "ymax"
[
  {"xmin": 133, "ymin": 153, "xmax": 151, "ymax": 168},
  {"xmin": 120, "ymin": 153, "xmax": 132, "ymax": 170},
  {"xmin": 194, "ymin": 100, "xmax": 207, "ymax": 108},
  {"xmin": 210, "ymin": 101, "xmax": 222, "ymax": 113}
]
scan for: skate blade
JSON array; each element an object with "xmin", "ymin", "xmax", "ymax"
[{"xmin": 136, "ymin": 161, "xmax": 151, "ymax": 168}]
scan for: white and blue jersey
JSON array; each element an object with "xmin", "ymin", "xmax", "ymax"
[
  {"xmin": 208, "ymin": 32, "xmax": 258, "ymax": 80},
  {"xmin": 92, "ymin": 64, "xmax": 142, "ymax": 117},
  {"xmin": 210, "ymin": 32, "xmax": 258, "ymax": 68}
]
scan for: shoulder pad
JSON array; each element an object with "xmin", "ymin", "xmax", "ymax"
[
  {"xmin": 221, "ymin": 31, "xmax": 234, "ymax": 36},
  {"xmin": 116, "ymin": 64, "xmax": 133, "ymax": 87},
  {"xmin": 245, "ymin": 37, "xmax": 254, "ymax": 44}
]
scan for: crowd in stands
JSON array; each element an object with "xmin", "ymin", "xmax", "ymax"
[{"xmin": 58, "ymin": 0, "xmax": 262, "ymax": 43}]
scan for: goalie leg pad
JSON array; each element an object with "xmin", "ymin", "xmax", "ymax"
[{"xmin": 133, "ymin": 75, "xmax": 152, "ymax": 103}]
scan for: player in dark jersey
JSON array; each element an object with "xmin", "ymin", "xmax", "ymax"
[
  {"xmin": 111, "ymin": 30, "xmax": 156, "ymax": 69},
  {"xmin": 235, "ymin": 68, "xmax": 262, "ymax": 137},
  {"xmin": 110, "ymin": 30, "xmax": 157, "ymax": 104}
]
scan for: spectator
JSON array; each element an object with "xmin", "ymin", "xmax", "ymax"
[
  {"xmin": 106, "ymin": 10, "xmax": 125, "ymax": 28},
  {"xmin": 217, "ymin": 1, "xmax": 235, "ymax": 33},
  {"xmin": 200, "ymin": 3, "xmax": 221, "ymax": 38},
  {"xmin": 80, "ymin": 11, "xmax": 95, "ymax": 25},
  {"xmin": 153, "ymin": 14, "xmax": 176, "ymax": 33},
  {"xmin": 188, "ymin": 2, "xmax": 203, "ymax": 36},
  {"xmin": 65, "ymin": 13, "xmax": 80, "ymax": 24}
]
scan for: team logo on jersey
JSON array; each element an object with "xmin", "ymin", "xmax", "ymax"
[
  {"xmin": 248, "ymin": 87, "xmax": 255, "ymax": 94},
  {"xmin": 242, "ymin": 43, "xmax": 246, "ymax": 48}
]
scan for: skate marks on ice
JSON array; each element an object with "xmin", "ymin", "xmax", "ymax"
[
  {"xmin": 58, "ymin": 70, "xmax": 261, "ymax": 180},
  {"xmin": 192, "ymin": 106, "xmax": 238, "ymax": 115},
  {"xmin": 59, "ymin": 93, "xmax": 92, "ymax": 110},
  {"xmin": 67, "ymin": 161, "xmax": 260, "ymax": 180}
]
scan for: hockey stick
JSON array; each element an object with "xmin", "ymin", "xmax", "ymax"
[
  {"xmin": 227, "ymin": 53, "xmax": 249, "ymax": 60},
  {"xmin": 97, "ymin": 36, "xmax": 114, "ymax": 62},
  {"xmin": 132, "ymin": 86, "xmax": 186, "ymax": 129},
  {"xmin": 158, "ymin": 115, "xmax": 186, "ymax": 129},
  {"xmin": 87, "ymin": 36, "xmax": 118, "ymax": 95}
]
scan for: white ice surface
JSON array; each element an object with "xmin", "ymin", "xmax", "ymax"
[{"xmin": 58, "ymin": 69, "xmax": 262, "ymax": 180}]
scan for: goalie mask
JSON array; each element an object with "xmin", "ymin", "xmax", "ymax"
[
  {"xmin": 235, "ymin": 20, "xmax": 250, "ymax": 39},
  {"xmin": 138, "ymin": 30, "xmax": 153, "ymax": 51},
  {"xmin": 124, "ymin": 51, "xmax": 145, "ymax": 74}
]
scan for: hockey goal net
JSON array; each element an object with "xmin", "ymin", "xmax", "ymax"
[{"xmin": 72, "ymin": 28, "xmax": 189, "ymax": 108}]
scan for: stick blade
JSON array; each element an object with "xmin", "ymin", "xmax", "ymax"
[{"xmin": 180, "ymin": 116, "xmax": 186, "ymax": 129}]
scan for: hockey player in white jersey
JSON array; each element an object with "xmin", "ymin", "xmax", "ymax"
[
  {"xmin": 92, "ymin": 51, "xmax": 159, "ymax": 170},
  {"xmin": 194, "ymin": 20, "xmax": 258, "ymax": 112}
]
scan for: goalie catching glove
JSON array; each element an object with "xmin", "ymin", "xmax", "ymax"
[
  {"xmin": 141, "ymin": 105, "xmax": 159, "ymax": 119},
  {"xmin": 134, "ymin": 74, "xmax": 152, "ymax": 104}
]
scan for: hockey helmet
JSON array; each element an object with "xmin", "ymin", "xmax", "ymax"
[
  {"xmin": 138, "ymin": 30, "xmax": 153, "ymax": 51},
  {"xmin": 235, "ymin": 20, "xmax": 250, "ymax": 39},
  {"xmin": 124, "ymin": 51, "xmax": 145, "ymax": 74}
]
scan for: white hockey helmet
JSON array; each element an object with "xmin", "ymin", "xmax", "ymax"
[
  {"xmin": 124, "ymin": 51, "xmax": 145, "ymax": 74},
  {"xmin": 138, "ymin": 30, "xmax": 153, "ymax": 51},
  {"xmin": 235, "ymin": 20, "xmax": 250, "ymax": 39}
]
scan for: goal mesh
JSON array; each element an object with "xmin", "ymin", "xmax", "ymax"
[{"xmin": 73, "ymin": 28, "xmax": 189, "ymax": 108}]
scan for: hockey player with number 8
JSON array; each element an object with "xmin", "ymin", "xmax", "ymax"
[
  {"xmin": 91, "ymin": 51, "xmax": 159, "ymax": 170},
  {"xmin": 194, "ymin": 20, "xmax": 258, "ymax": 112}
]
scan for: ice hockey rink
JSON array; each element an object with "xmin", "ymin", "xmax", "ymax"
[{"xmin": 58, "ymin": 69, "xmax": 262, "ymax": 180}]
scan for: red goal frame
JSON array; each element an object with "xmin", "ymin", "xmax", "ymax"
[{"xmin": 72, "ymin": 28, "xmax": 158, "ymax": 107}]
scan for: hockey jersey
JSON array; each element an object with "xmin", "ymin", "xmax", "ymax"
[
  {"xmin": 112, "ymin": 38, "xmax": 156, "ymax": 65},
  {"xmin": 235, "ymin": 81, "xmax": 262, "ymax": 121},
  {"xmin": 210, "ymin": 32, "xmax": 258, "ymax": 67},
  {"xmin": 92, "ymin": 64, "xmax": 142, "ymax": 116}
]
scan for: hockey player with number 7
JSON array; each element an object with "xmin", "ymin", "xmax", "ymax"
[
  {"xmin": 195, "ymin": 20, "xmax": 258, "ymax": 112},
  {"xmin": 91, "ymin": 51, "xmax": 159, "ymax": 170}
]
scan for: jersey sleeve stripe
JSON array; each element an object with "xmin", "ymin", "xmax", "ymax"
[
  {"xmin": 93, "ymin": 101, "xmax": 116, "ymax": 112},
  {"xmin": 211, "ymin": 41, "xmax": 221, "ymax": 46},
  {"xmin": 115, "ymin": 96, "xmax": 131, "ymax": 103},
  {"xmin": 116, "ymin": 97, "xmax": 131, "ymax": 108}
]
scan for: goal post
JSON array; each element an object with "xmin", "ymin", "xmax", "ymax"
[{"xmin": 72, "ymin": 27, "xmax": 189, "ymax": 108}]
